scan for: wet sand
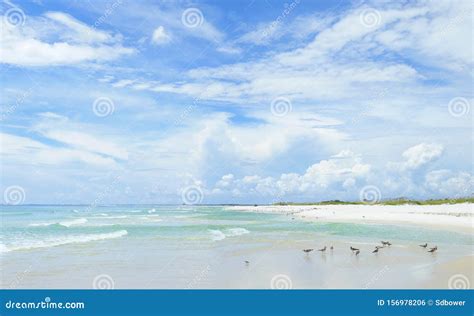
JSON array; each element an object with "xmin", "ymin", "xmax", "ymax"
[{"xmin": 1, "ymin": 232, "xmax": 472, "ymax": 289}]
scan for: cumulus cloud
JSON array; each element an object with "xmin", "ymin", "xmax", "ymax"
[
  {"xmin": 211, "ymin": 150, "xmax": 371, "ymax": 200},
  {"xmin": 401, "ymin": 143, "xmax": 444, "ymax": 170},
  {"xmin": 151, "ymin": 26, "xmax": 171, "ymax": 45},
  {"xmin": 208, "ymin": 143, "xmax": 471, "ymax": 202},
  {"xmin": 424, "ymin": 170, "xmax": 473, "ymax": 197}
]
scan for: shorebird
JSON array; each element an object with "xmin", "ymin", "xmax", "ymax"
[
  {"xmin": 330, "ymin": 246, "xmax": 334, "ymax": 250},
  {"xmin": 428, "ymin": 246, "xmax": 438, "ymax": 253},
  {"xmin": 355, "ymin": 250, "xmax": 360, "ymax": 256},
  {"xmin": 244, "ymin": 260, "xmax": 250, "ymax": 265},
  {"xmin": 318, "ymin": 246, "xmax": 327, "ymax": 252},
  {"xmin": 350, "ymin": 246, "xmax": 359, "ymax": 251},
  {"xmin": 419, "ymin": 243, "xmax": 428, "ymax": 248},
  {"xmin": 381, "ymin": 241, "xmax": 392, "ymax": 246},
  {"xmin": 372, "ymin": 248, "xmax": 379, "ymax": 253},
  {"xmin": 303, "ymin": 249, "xmax": 314, "ymax": 254}
]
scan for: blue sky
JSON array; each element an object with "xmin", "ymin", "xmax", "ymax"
[{"xmin": 1, "ymin": 0, "xmax": 472, "ymax": 204}]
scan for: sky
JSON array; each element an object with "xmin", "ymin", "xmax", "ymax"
[{"xmin": 0, "ymin": 0, "xmax": 472, "ymax": 205}]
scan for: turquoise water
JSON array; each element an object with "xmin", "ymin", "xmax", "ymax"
[{"xmin": 1, "ymin": 205, "xmax": 472, "ymax": 253}]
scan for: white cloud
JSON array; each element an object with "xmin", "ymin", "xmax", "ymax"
[
  {"xmin": 236, "ymin": 13, "xmax": 334, "ymax": 46},
  {"xmin": 44, "ymin": 11, "xmax": 113, "ymax": 43},
  {"xmin": 216, "ymin": 45, "xmax": 241, "ymax": 54},
  {"xmin": 106, "ymin": 0, "xmax": 471, "ymax": 107},
  {"xmin": 401, "ymin": 143, "xmax": 444, "ymax": 170},
  {"xmin": 151, "ymin": 26, "xmax": 171, "ymax": 45},
  {"xmin": 189, "ymin": 19, "xmax": 224, "ymax": 43},
  {"xmin": 0, "ymin": 132, "xmax": 118, "ymax": 167},
  {"xmin": 424, "ymin": 170, "xmax": 473, "ymax": 197},
  {"xmin": 211, "ymin": 149, "xmax": 371, "ymax": 198},
  {"xmin": 33, "ymin": 113, "xmax": 128, "ymax": 160},
  {"xmin": 112, "ymin": 79, "xmax": 136, "ymax": 88},
  {"xmin": 207, "ymin": 142, "xmax": 472, "ymax": 201},
  {"xmin": 0, "ymin": 9, "xmax": 134, "ymax": 66},
  {"xmin": 216, "ymin": 174, "xmax": 234, "ymax": 188}
]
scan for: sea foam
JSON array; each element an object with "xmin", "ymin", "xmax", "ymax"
[
  {"xmin": 59, "ymin": 218, "xmax": 88, "ymax": 227},
  {"xmin": 28, "ymin": 218, "xmax": 88, "ymax": 228},
  {"xmin": 208, "ymin": 228, "xmax": 250, "ymax": 241},
  {"xmin": 0, "ymin": 230, "xmax": 128, "ymax": 253}
]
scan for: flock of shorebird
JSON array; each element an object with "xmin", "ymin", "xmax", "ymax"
[
  {"xmin": 300, "ymin": 241, "xmax": 438, "ymax": 256},
  {"xmin": 244, "ymin": 241, "xmax": 438, "ymax": 265}
]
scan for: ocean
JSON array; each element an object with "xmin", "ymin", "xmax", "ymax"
[{"xmin": 1, "ymin": 205, "xmax": 472, "ymax": 289}]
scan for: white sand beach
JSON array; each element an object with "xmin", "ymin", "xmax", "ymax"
[{"xmin": 225, "ymin": 203, "xmax": 474, "ymax": 233}]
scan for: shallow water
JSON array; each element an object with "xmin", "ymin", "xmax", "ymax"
[{"xmin": 1, "ymin": 205, "xmax": 472, "ymax": 288}]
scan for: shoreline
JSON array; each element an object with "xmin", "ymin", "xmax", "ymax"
[{"xmin": 225, "ymin": 203, "xmax": 474, "ymax": 234}]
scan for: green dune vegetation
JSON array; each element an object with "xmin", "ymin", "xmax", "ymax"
[{"xmin": 273, "ymin": 197, "xmax": 474, "ymax": 206}]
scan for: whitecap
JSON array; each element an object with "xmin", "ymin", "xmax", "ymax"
[
  {"xmin": 225, "ymin": 228, "xmax": 250, "ymax": 237},
  {"xmin": 59, "ymin": 218, "xmax": 88, "ymax": 227},
  {"xmin": 97, "ymin": 215, "xmax": 128, "ymax": 219},
  {"xmin": 28, "ymin": 218, "xmax": 88, "ymax": 228},
  {"xmin": 148, "ymin": 208, "xmax": 156, "ymax": 214},
  {"xmin": 28, "ymin": 222, "xmax": 56, "ymax": 227},
  {"xmin": 0, "ymin": 230, "xmax": 128, "ymax": 253},
  {"xmin": 0, "ymin": 243, "xmax": 9, "ymax": 253},
  {"xmin": 209, "ymin": 229, "xmax": 226, "ymax": 241},
  {"xmin": 208, "ymin": 228, "xmax": 250, "ymax": 241}
]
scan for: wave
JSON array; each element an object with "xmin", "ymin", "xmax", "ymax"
[
  {"xmin": 97, "ymin": 215, "xmax": 128, "ymax": 219},
  {"xmin": 208, "ymin": 227, "xmax": 250, "ymax": 241},
  {"xmin": 1, "ymin": 230, "xmax": 128, "ymax": 253},
  {"xmin": 85, "ymin": 223, "xmax": 117, "ymax": 227},
  {"xmin": 141, "ymin": 216, "xmax": 162, "ymax": 222},
  {"xmin": 28, "ymin": 218, "xmax": 88, "ymax": 228},
  {"xmin": 59, "ymin": 218, "xmax": 88, "ymax": 227},
  {"xmin": 225, "ymin": 228, "xmax": 250, "ymax": 237},
  {"xmin": 29, "ymin": 222, "xmax": 56, "ymax": 227},
  {"xmin": 209, "ymin": 229, "xmax": 226, "ymax": 241},
  {"xmin": 1, "ymin": 212, "xmax": 32, "ymax": 217},
  {"xmin": 148, "ymin": 208, "xmax": 156, "ymax": 214}
]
